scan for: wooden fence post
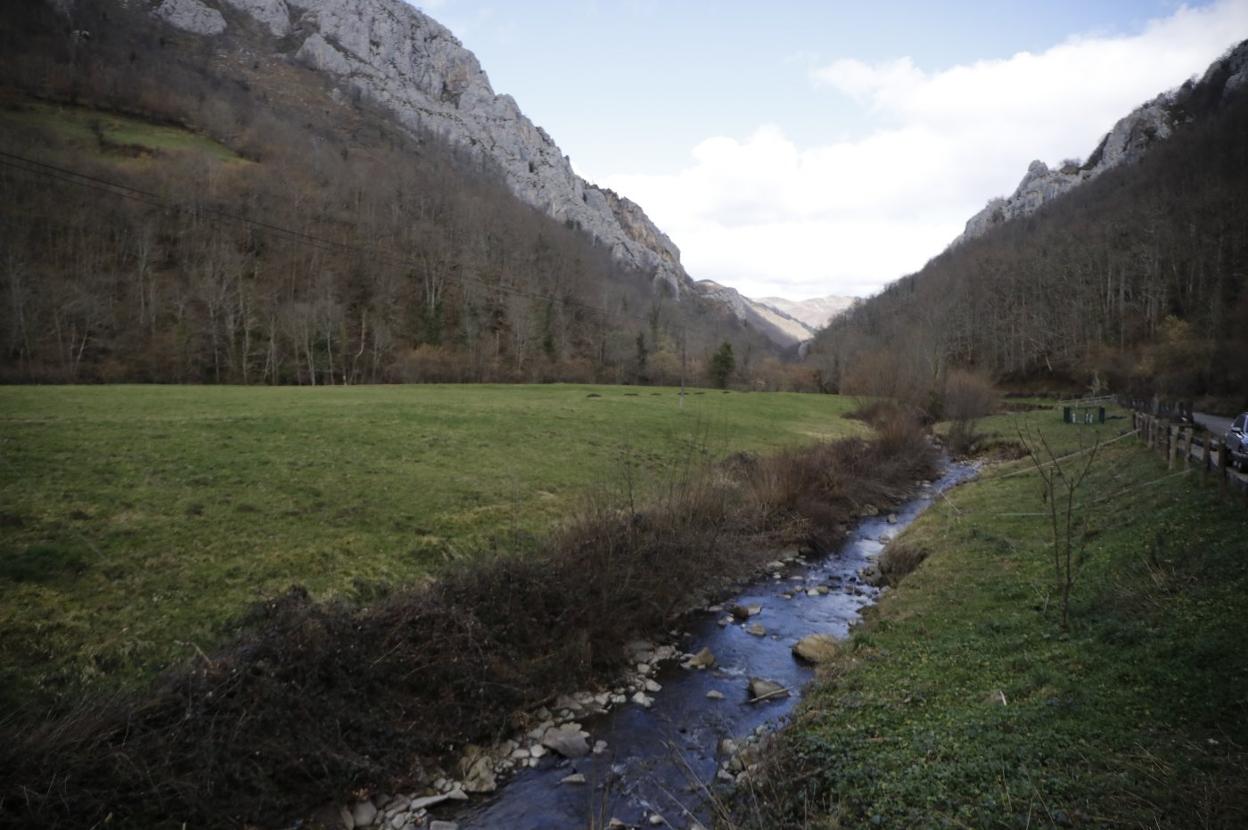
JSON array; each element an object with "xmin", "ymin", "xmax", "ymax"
[
  {"xmin": 1217, "ymin": 440, "xmax": 1230, "ymax": 493},
  {"xmin": 1169, "ymin": 425, "xmax": 1178, "ymax": 470},
  {"xmin": 1184, "ymin": 428, "xmax": 1194, "ymax": 469}
]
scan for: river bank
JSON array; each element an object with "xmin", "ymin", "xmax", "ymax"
[
  {"xmin": 431, "ymin": 463, "xmax": 976, "ymax": 829},
  {"xmin": 743, "ymin": 412, "xmax": 1248, "ymax": 829}
]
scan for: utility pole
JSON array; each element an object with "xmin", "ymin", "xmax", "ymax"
[{"xmin": 679, "ymin": 320, "xmax": 687, "ymax": 409}]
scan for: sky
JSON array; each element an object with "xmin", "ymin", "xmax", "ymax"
[{"xmin": 413, "ymin": 1, "xmax": 1248, "ymax": 299}]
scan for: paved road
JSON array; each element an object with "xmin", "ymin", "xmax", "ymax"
[
  {"xmin": 1194, "ymin": 412, "xmax": 1233, "ymax": 437},
  {"xmin": 1193, "ymin": 411, "xmax": 1248, "ymax": 484}
]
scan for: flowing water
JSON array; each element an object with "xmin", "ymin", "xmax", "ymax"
[{"xmin": 455, "ymin": 461, "xmax": 977, "ymax": 830}]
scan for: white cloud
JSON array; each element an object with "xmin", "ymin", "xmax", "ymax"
[{"xmin": 603, "ymin": 1, "xmax": 1248, "ymax": 299}]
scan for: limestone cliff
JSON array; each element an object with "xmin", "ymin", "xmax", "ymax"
[
  {"xmin": 140, "ymin": 0, "xmax": 689, "ymax": 294},
  {"xmin": 954, "ymin": 39, "xmax": 1248, "ymax": 246}
]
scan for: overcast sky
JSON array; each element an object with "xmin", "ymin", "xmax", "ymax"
[{"xmin": 415, "ymin": 0, "xmax": 1248, "ymax": 299}]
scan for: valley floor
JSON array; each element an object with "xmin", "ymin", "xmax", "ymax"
[
  {"xmin": 756, "ymin": 409, "xmax": 1248, "ymax": 829},
  {"xmin": 0, "ymin": 384, "xmax": 861, "ymax": 706}
]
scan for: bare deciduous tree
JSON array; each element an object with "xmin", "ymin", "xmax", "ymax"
[{"xmin": 1018, "ymin": 426, "xmax": 1102, "ymax": 630}]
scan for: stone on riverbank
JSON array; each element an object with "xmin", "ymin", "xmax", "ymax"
[
  {"xmin": 462, "ymin": 756, "xmax": 497, "ymax": 793},
  {"xmin": 351, "ymin": 800, "xmax": 377, "ymax": 827},
  {"xmin": 731, "ymin": 603, "xmax": 763, "ymax": 620},
  {"xmin": 793, "ymin": 634, "xmax": 840, "ymax": 664},
  {"xmin": 541, "ymin": 725, "xmax": 590, "ymax": 758},
  {"xmin": 748, "ymin": 678, "xmax": 788, "ymax": 701},
  {"xmin": 684, "ymin": 646, "xmax": 716, "ymax": 669}
]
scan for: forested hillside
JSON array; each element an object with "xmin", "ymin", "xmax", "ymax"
[
  {"xmin": 0, "ymin": 1, "xmax": 782, "ymax": 386},
  {"xmin": 811, "ymin": 41, "xmax": 1248, "ymax": 409}
]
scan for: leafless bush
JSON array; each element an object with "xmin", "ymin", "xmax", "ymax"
[
  {"xmin": 746, "ymin": 422, "xmax": 936, "ymax": 552},
  {"xmin": 943, "ymin": 369, "xmax": 998, "ymax": 456},
  {"xmin": 846, "ymin": 397, "xmax": 907, "ymax": 426},
  {"xmin": 396, "ymin": 344, "xmax": 471, "ymax": 383},
  {"xmin": 840, "ymin": 349, "xmax": 935, "ymax": 415},
  {"xmin": 1017, "ymin": 425, "xmax": 1101, "ymax": 630}
]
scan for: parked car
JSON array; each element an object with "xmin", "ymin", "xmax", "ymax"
[{"xmin": 1226, "ymin": 413, "xmax": 1248, "ymax": 471}]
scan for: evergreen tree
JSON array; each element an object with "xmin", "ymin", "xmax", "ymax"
[{"xmin": 709, "ymin": 341, "xmax": 735, "ymax": 388}]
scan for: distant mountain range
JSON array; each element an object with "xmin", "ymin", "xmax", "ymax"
[
  {"xmin": 755, "ymin": 295, "xmax": 858, "ymax": 331},
  {"xmin": 694, "ymin": 282, "xmax": 856, "ymax": 348}
]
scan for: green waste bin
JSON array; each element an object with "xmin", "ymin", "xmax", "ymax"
[{"xmin": 1062, "ymin": 405, "xmax": 1105, "ymax": 424}]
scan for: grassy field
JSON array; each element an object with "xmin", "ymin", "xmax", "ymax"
[
  {"xmin": 771, "ymin": 408, "xmax": 1248, "ymax": 828},
  {"xmin": 0, "ymin": 100, "xmax": 243, "ymax": 162},
  {"xmin": 0, "ymin": 383, "xmax": 861, "ymax": 703}
]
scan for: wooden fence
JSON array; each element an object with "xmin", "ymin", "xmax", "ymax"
[
  {"xmin": 1130, "ymin": 409, "xmax": 1248, "ymax": 497},
  {"xmin": 1121, "ymin": 397, "xmax": 1194, "ymax": 423}
]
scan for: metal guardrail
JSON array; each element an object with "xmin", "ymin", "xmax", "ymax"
[{"xmin": 1055, "ymin": 394, "xmax": 1117, "ymax": 407}]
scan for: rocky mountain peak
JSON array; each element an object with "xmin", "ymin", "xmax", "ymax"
[{"xmin": 953, "ymin": 39, "xmax": 1248, "ymax": 247}]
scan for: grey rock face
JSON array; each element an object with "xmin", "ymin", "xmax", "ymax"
[
  {"xmin": 255, "ymin": 0, "xmax": 688, "ymax": 293},
  {"xmin": 954, "ymin": 39, "xmax": 1248, "ymax": 247},
  {"xmin": 153, "ymin": 0, "xmax": 227, "ymax": 35},
  {"xmin": 220, "ymin": 0, "xmax": 291, "ymax": 36},
  {"xmin": 951, "ymin": 95, "xmax": 1171, "ymax": 247},
  {"xmin": 1098, "ymin": 95, "xmax": 1172, "ymax": 168}
]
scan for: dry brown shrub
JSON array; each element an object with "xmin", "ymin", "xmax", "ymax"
[
  {"xmin": 397, "ymin": 345, "xmax": 470, "ymax": 383},
  {"xmin": 942, "ymin": 369, "xmax": 998, "ymax": 456},
  {"xmin": 942, "ymin": 369, "xmax": 997, "ymax": 421}
]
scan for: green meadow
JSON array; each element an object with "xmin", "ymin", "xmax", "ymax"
[
  {"xmin": 779, "ymin": 408, "xmax": 1248, "ymax": 828},
  {"xmin": 0, "ymin": 101, "xmax": 244, "ymax": 162},
  {"xmin": 0, "ymin": 384, "xmax": 861, "ymax": 702}
]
